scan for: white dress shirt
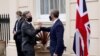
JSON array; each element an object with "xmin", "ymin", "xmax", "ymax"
[{"xmin": 52, "ymin": 18, "xmax": 58, "ymax": 26}]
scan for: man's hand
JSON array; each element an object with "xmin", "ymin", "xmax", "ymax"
[
  {"xmin": 38, "ymin": 22, "xmax": 42, "ymax": 27},
  {"xmin": 13, "ymin": 31, "xmax": 16, "ymax": 35},
  {"xmin": 53, "ymin": 53, "xmax": 58, "ymax": 56},
  {"xmin": 37, "ymin": 22, "xmax": 42, "ymax": 29}
]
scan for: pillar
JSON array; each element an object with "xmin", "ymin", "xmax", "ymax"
[
  {"xmin": 63, "ymin": 0, "xmax": 71, "ymax": 56},
  {"xmin": 6, "ymin": 0, "xmax": 17, "ymax": 56}
]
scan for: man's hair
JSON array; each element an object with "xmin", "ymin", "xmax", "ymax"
[
  {"xmin": 16, "ymin": 11, "xmax": 22, "ymax": 16},
  {"xmin": 23, "ymin": 11, "xmax": 30, "ymax": 18},
  {"xmin": 51, "ymin": 9, "xmax": 59, "ymax": 18}
]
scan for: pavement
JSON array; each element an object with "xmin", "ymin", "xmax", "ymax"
[{"xmin": 0, "ymin": 41, "xmax": 6, "ymax": 56}]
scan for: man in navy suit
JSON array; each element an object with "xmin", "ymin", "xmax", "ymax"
[{"xmin": 40, "ymin": 10, "xmax": 65, "ymax": 56}]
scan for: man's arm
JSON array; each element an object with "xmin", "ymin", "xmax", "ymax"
[
  {"xmin": 13, "ymin": 21, "xmax": 18, "ymax": 36},
  {"xmin": 13, "ymin": 21, "xmax": 17, "ymax": 33},
  {"xmin": 35, "ymin": 29, "xmax": 41, "ymax": 35},
  {"xmin": 21, "ymin": 23, "xmax": 41, "ymax": 37},
  {"xmin": 40, "ymin": 27, "xmax": 51, "ymax": 32}
]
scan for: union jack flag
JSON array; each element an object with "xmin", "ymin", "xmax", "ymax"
[{"xmin": 73, "ymin": 0, "xmax": 91, "ymax": 56}]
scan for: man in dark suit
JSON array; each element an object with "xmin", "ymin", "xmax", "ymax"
[
  {"xmin": 21, "ymin": 11, "xmax": 41, "ymax": 56},
  {"xmin": 40, "ymin": 10, "xmax": 65, "ymax": 56},
  {"xmin": 13, "ymin": 11, "xmax": 24, "ymax": 56}
]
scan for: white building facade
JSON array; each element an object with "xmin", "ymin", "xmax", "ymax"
[{"xmin": 0, "ymin": 0, "xmax": 100, "ymax": 56}]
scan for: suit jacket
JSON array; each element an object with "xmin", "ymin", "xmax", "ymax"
[
  {"xmin": 21, "ymin": 21, "xmax": 40, "ymax": 51},
  {"xmin": 13, "ymin": 18, "xmax": 24, "ymax": 40},
  {"xmin": 41, "ymin": 19, "xmax": 65, "ymax": 54}
]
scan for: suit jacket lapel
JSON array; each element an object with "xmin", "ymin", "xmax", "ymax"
[
  {"xmin": 50, "ymin": 19, "xmax": 59, "ymax": 32},
  {"xmin": 52, "ymin": 19, "xmax": 59, "ymax": 28}
]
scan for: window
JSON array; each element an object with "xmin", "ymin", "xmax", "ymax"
[
  {"xmin": 40, "ymin": 0, "xmax": 66, "ymax": 14},
  {"xmin": 35, "ymin": 0, "xmax": 66, "ymax": 21}
]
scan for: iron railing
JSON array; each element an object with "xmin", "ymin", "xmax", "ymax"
[{"xmin": 0, "ymin": 14, "xmax": 10, "ymax": 44}]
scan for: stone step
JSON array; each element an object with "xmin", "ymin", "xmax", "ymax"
[
  {"xmin": 35, "ymin": 44, "xmax": 50, "ymax": 56},
  {"xmin": 34, "ymin": 44, "xmax": 68, "ymax": 56},
  {"xmin": 34, "ymin": 45, "xmax": 67, "ymax": 56}
]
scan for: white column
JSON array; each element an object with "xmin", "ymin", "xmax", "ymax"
[
  {"xmin": 28, "ymin": 0, "xmax": 35, "ymax": 25},
  {"xmin": 98, "ymin": 0, "xmax": 100, "ymax": 55},
  {"xmin": 6, "ymin": 0, "xmax": 17, "ymax": 56},
  {"xmin": 63, "ymin": 0, "xmax": 71, "ymax": 56},
  {"xmin": 8, "ymin": 0, "xmax": 18, "ymax": 42}
]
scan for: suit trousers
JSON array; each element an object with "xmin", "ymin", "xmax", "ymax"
[
  {"xmin": 23, "ymin": 48, "xmax": 35, "ymax": 56},
  {"xmin": 15, "ymin": 38, "xmax": 24, "ymax": 56}
]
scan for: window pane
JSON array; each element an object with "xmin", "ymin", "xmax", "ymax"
[
  {"xmin": 54, "ymin": 0, "xmax": 59, "ymax": 10},
  {"xmin": 40, "ymin": 0, "xmax": 65, "ymax": 14},
  {"xmin": 40, "ymin": 0, "xmax": 49, "ymax": 14},
  {"xmin": 50, "ymin": 0, "xmax": 53, "ymax": 10},
  {"xmin": 44, "ymin": 0, "xmax": 49, "ymax": 14},
  {"xmin": 50, "ymin": 0, "xmax": 59, "ymax": 10},
  {"xmin": 40, "ymin": 0, "xmax": 44, "ymax": 14},
  {"xmin": 60, "ymin": 0, "xmax": 66, "ymax": 13}
]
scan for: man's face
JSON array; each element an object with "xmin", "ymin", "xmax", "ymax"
[
  {"xmin": 16, "ymin": 14, "xmax": 21, "ymax": 19},
  {"xmin": 26, "ymin": 12, "xmax": 32, "ymax": 18},
  {"xmin": 49, "ymin": 12, "xmax": 54, "ymax": 21},
  {"xmin": 26, "ymin": 13, "xmax": 33, "ymax": 22}
]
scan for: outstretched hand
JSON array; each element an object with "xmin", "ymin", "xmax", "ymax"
[
  {"xmin": 13, "ymin": 31, "xmax": 16, "ymax": 35},
  {"xmin": 38, "ymin": 22, "xmax": 42, "ymax": 27},
  {"xmin": 36, "ymin": 22, "xmax": 42, "ymax": 29},
  {"xmin": 53, "ymin": 53, "xmax": 58, "ymax": 56}
]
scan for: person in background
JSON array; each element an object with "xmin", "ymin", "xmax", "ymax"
[{"xmin": 13, "ymin": 11, "xmax": 24, "ymax": 56}]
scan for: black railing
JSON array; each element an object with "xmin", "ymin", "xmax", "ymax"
[{"xmin": 0, "ymin": 14, "xmax": 10, "ymax": 44}]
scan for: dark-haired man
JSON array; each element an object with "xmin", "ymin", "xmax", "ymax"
[{"xmin": 40, "ymin": 10, "xmax": 65, "ymax": 56}]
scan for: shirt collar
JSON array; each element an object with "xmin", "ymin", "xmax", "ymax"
[
  {"xmin": 52, "ymin": 18, "xmax": 58, "ymax": 25},
  {"xmin": 17, "ymin": 17, "xmax": 21, "ymax": 21},
  {"xmin": 26, "ymin": 21, "xmax": 31, "ymax": 24}
]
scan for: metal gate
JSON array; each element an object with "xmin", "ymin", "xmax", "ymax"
[{"xmin": 0, "ymin": 14, "xmax": 10, "ymax": 44}]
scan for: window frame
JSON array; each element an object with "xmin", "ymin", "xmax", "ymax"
[{"xmin": 35, "ymin": 0, "xmax": 66, "ymax": 22}]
